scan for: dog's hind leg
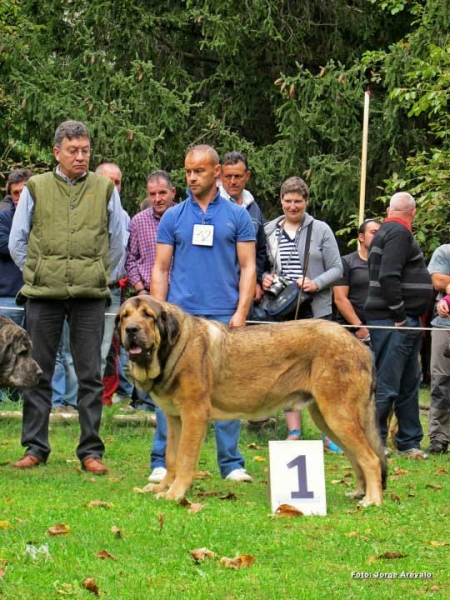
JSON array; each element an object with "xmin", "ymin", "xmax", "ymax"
[
  {"xmin": 309, "ymin": 398, "xmax": 384, "ymax": 506},
  {"xmin": 308, "ymin": 404, "xmax": 366, "ymax": 499}
]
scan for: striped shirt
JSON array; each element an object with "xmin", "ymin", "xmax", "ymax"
[
  {"xmin": 125, "ymin": 208, "xmax": 161, "ymax": 290},
  {"xmin": 276, "ymin": 225, "xmax": 303, "ymax": 282}
]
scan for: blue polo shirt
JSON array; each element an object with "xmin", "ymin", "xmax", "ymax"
[{"xmin": 157, "ymin": 190, "xmax": 255, "ymax": 315}]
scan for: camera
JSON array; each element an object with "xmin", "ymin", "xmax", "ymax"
[{"xmin": 267, "ymin": 275, "xmax": 290, "ymax": 298}]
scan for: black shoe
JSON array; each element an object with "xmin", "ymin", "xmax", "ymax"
[{"xmin": 428, "ymin": 441, "xmax": 448, "ymax": 454}]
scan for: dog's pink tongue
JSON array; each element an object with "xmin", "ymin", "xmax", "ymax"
[{"xmin": 129, "ymin": 347, "xmax": 143, "ymax": 355}]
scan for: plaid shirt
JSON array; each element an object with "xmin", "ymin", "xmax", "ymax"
[{"xmin": 125, "ymin": 208, "xmax": 161, "ymax": 290}]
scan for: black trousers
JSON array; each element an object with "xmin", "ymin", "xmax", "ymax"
[{"xmin": 22, "ymin": 298, "xmax": 106, "ymax": 462}]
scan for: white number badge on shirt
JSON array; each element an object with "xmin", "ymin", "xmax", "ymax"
[{"xmin": 192, "ymin": 224, "xmax": 214, "ymax": 247}]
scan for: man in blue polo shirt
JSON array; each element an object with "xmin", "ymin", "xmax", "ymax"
[{"xmin": 149, "ymin": 144, "xmax": 256, "ymax": 483}]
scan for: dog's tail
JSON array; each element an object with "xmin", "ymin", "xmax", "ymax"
[{"xmin": 365, "ymin": 364, "xmax": 387, "ymax": 489}]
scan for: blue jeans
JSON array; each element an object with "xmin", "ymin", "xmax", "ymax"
[
  {"xmin": 52, "ymin": 320, "xmax": 78, "ymax": 408},
  {"xmin": 0, "ymin": 299, "xmax": 25, "ymax": 402},
  {"xmin": 150, "ymin": 314, "xmax": 245, "ymax": 477},
  {"xmin": 368, "ymin": 316, "xmax": 423, "ymax": 451},
  {"xmin": 0, "ymin": 297, "xmax": 24, "ymax": 327},
  {"xmin": 116, "ymin": 345, "xmax": 133, "ymax": 397}
]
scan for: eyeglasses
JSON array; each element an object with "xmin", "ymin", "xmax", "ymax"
[{"xmin": 60, "ymin": 147, "xmax": 91, "ymax": 157}]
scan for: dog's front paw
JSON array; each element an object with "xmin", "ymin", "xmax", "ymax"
[
  {"xmin": 143, "ymin": 482, "xmax": 168, "ymax": 493},
  {"xmin": 346, "ymin": 490, "xmax": 365, "ymax": 500},
  {"xmin": 358, "ymin": 495, "xmax": 382, "ymax": 507}
]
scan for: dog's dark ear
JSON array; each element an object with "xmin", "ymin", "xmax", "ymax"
[
  {"xmin": 159, "ymin": 309, "xmax": 180, "ymax": 347},
  {"xmin": 157, "ymin": 309, "xmax": 181, "ymax": 365}
]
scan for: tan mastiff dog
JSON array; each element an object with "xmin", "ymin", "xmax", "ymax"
[{"xmin": 117, "ymin": 296, "xmax": 387, "ymax": 505}]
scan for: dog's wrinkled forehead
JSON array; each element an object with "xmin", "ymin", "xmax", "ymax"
[{"xmin": 119, "ymin": 295, "xmax": 162, "ymax": 322}]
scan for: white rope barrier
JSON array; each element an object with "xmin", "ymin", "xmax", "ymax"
[{"xmin": 1, "ymin": 304, "xmax": 450, "ymax": 332}]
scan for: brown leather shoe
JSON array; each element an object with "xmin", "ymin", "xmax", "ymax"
[
  {"xmin": 13, "ymin": 455, "xmax": 43, "ymax": 469},
  {"xmin": 82, "ymin": 457, "xmax": 108, "ymax": 475}
]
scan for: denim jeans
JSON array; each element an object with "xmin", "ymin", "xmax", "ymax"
[
  {"xmin": 368, "ymin": 316, "xmax": 423, "ymax": 451},
  {"xmin": 0, "ymin": 297, "xmax": 25, "ymax": 327},
  {"xmin": 22, "ymin": 298, "xmax": 106, "ymax": 462},
  {"xmin": 0, "ymin": 299, "xmax": 25, "ymax": 402},
  {"xmin": 150, "ymin": 314, "xmax": 245, "ymax": 477},
  {"xmin": 52, "ymin": 320, "xmax": 77, "ymax": 408}
]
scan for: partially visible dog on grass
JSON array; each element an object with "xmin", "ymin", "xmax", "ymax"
[
  {"xmin": 117, "ymin": 296, "xmax": 387, "ymax": 506},
  {"xmin": 0, "ymin": 314, "xmax": 42, "ymax": 388}
]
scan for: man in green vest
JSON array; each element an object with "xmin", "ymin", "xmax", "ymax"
[{"xmin": 9, "ymin": 120, "xmax": 126, "ymax": 474}]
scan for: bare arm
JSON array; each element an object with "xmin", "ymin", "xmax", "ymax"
[
  {"xmin": 150, "ymin": 243, "xmax": 173, "ymax": 301},
  {"xmin": 431, "ymin": 272, "xmax": 450, "ymax": 292},
  {"xmin": 229, "ymin": 241, "xmax": 256, "ymax": 328},
  {"xmin": 333, "ymin": 285, "xmax": 369, "ymax": 340}
]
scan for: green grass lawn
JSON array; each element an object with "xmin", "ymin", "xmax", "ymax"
[{"xmin": 0, "ymin": 396, "xmax": 448, "ymax": 600}]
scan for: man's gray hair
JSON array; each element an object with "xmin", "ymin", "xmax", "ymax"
[
  {"xmin": 96, "ymin": 163, "xmax": 122, "ymax": 177},
  {"xmin": 54, "ymin": 120, "xmax": 90, "ymax": 147},
  {"xmin": 389, "ymin": 192, "xmax": 415, "ymax": 213},
  {"xmin": 146, "ymin": 169, "xmax": 174, "ymax": 188}
]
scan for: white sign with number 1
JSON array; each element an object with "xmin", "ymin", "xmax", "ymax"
[{"xmin": 269, "ymin": 441, "xmax": 327, "ymax": 515}]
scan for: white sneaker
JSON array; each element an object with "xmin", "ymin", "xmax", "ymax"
[
  {"xmin": 148, "ymin": 467, "xmax": 167, "ymax": 482},
  {"xmin": 225, "ymin": 468, "xmax": 253, "ymax": 482}
]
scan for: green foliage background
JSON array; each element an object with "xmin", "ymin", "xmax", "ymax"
[{"xmin": 1, "ymin": 0, "xmax": 448, "ymax": 254}]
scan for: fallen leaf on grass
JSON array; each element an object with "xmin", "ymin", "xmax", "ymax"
[
  {"xmin": 377, "ymin": 552, "xmax": 407, "ymax": 560},
  {"xmin": 158, "ymin": 513, "xmax": 164, "ymax": 532},
  {"xmin": 344, "ymin": 532, "xmax": 369, "ymax": 541},
  {"xmin": 195, "ymin": 490, "xmax": 221, "ymax": 498},
  {"xmin": 0, "ymin": 521, "xmax": 12, "ymax": 529},
  {"xmin": 47, "ymin": 524, "xmax": 71, "ymax": 536},
  {"xmin": 253, "ymin": 456, "xmax": 266, "ymax": 462},
  {"xmin": 85, "ymin": 500, "xmax": 113, "ymax": 509},
  {"xmin": 195, "ymin": 471, "xmax": 212, "ymax": 480},
  {"xmin": 133, "ymin": 486, "xmax": 149, "ymax": 494},
  {"xmin": 434, "ymin": 468, "xmax": 448, "ymax": 476},
  {"xmin": 82, "ymin": 577, "xmax": 100, "ymax": 596},
  {"xmin": 425, "ymin": 483, "xmax": 443, "ymax": 490},
  {"xmin": 247, "ymin": 442, "xmax": 262, "ymax": 450},
  {"xmin": 390, "ymin": 493, "xmax": 401, "ymax": 503},
  {"xmin": 96, "ymin": 550, "xmax": 116, "ymax": 560},
  {"xmin": 330, "ymin": 479, "xmax": 351, "ymax": 487},
  {"xmin": 0, "ymin": 568, "xmax": 5, "ymax": 578},
  {"xmin": 110, "ymin": 526, "xmax": 122, "ymax": 539},
  {"xmin": 273, "ymin": 504, "xmax": 303, "ymax": 517},
  {"xmin": 178, "ymin": 498, "xmax": 205, "ymax": 513},
  {"xmin": 431, "ymin": 585, "xmax": 440, "ymax": 592},
  {"xmin": 428, "ymin": 541, "xmax": 450, "ymax": 547},
  {"xmin": 219, "ymin": 492, "xmax": 237, "ymax": 501},
  {"xmin": 393, "ymin": 467, "xmax": 408, "ymax": 476},
  {"xmin": 190, "ymin": 547, "xmax": 216, "ymax": 561},
  {"xmin": 219, "ymin": 554, "xmax": 256, "ymax": 570}
]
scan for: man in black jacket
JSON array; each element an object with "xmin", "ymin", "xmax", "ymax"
[{"xmin": 365, "ymin": 192, "xmax": 434, "ymax": 459}]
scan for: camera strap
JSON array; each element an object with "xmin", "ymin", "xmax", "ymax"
[{"xmin": 294, "ymin": 220, "xmax": 314, "ymax": 320}]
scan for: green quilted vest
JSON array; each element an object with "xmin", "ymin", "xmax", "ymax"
[{"xmin": 21, "ymin": 170, "xmax": 114, "ymax": 299}]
